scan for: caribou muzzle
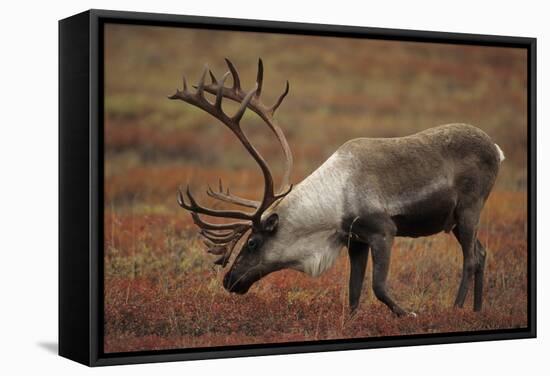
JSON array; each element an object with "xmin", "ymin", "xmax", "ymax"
[{"xmin": 223, "ymin": 270, "xmax": 255, "ymax": 294}]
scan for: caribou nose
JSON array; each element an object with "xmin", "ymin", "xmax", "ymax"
[
  {"xmin": 223, "ymin": 271, "xmax": 249, "ymax": 294},
  {"xmin": 223, "ymin": 272, "xmax": 234, "ymax": 291}
]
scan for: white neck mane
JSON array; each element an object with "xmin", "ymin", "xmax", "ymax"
[{"xmin": 266, "ymin": 151, "xmax": 350, "ymax": 277}]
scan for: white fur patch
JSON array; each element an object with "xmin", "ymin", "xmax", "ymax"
[
  {"xmin": 299, "ymin": 235, "xmax": 341, "ymax": 277},
  {"xmin": 495, "ymin": 143, "xmax": 505, "ymax": 163},
  {"xmin": 272, "ymin": 150, "xmax": 349, "ymax": 232},
  {"xmin": 261, "ymin": 151, "xmax": 348, "ymax": 277}
]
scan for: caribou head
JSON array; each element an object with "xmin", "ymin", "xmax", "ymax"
[{"xmin": 170, "ymin": 59, "xmax": 300, "ymax": 294}]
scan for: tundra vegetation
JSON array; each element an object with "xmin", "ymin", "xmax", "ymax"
[{"xmin": 103, "ymin": 24, "xmax": 528, "ymax": 353}]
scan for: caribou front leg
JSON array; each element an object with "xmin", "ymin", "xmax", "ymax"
[
  {"xmin": 370, "ymin": 233, "xmax": 412, "ymax": 317},
  {"xmin": 348, "ymin": 240, "xmax": 369, "ymax": 313}
]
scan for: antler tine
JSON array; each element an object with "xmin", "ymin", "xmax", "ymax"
[
  {"xmin": 182, "ymin": 75, "xmax": 189, "ymax": 94},
  {"xmin": 200, "ymin": 230, "xmax": 240, "ymax": 244},
  {"xmin": 209, "ymin": 70, "xmax": 218, "ymax": 85},
  {"xmin": 168, "ymin": 76, "xmax": 188, "ymax": 101},
  {"xmin": 203, "ymin": 238, "xmax": 229, "ymax": 255},
  {"xmin": 225, "ymin": 58, "xmax": 241, "ymax": 92},
  {"xmin": 255, "ymin": 58, "xmax": 264, "ymax": 98},
  {"xmin": 203, "ymin": 237, "xmax": 215, "ymax": 247},
  {"xmin": 196, "ymin": 65, "xmax": 208, "ymax": 97},
  {"xmin": 206, "ymin": 178, "xmax": 259, "ymax": 209},
  {"xmin": 202, "ymin": 238, "xmax": 230, "ymax": 259},
  {"xmin": 269, "ymin": 80, "xmax": 290, "ymax": 115},
  {"xmin": 269, "ymin": 121, "xmax": 293, "ymax": 191},
  {"xmin": 205, "ymin": 232, "xmax": 247, "ymax": 265},
  {"xmin": 190, "ymin": 212, "xmax": 250, "ymax": 231},
  {"xmin": 216, "ymin": 236, "xmax": 244, "ymax": 266},
  {"xmin": 201, "ymin": 228, "xmax": 233, "ymax": 238},
  {"xmin": 214, "ymin": 253, "xmax": 230, "ymax": 266},
  {"xmin": 233, "ymin": 84, "xmax": 258, "ymax": 123},
  {"xmin": 207, "ymin": 246, "xmax": 227, "ymax": 256},
  {"xmin": 274, "ymin": 183, "xmax": 293, "ymax": 199},
  {"xmin": 215, "ymin": 72, "xmax": 231, "ymax": 110},
  {"xmin": 178, "ymin": 186, "xmax": 254, "ymax": 221}
]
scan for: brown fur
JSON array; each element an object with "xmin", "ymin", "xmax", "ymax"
[{"xmin": 338, "ymin": 124, "xmax": 501, "ymax": 314}]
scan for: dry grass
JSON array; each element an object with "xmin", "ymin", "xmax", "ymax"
[{"xmin": 103, "ymin": 24, "xmax": 528, "ymax": 353}]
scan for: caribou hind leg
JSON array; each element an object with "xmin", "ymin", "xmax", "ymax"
[
  {"xmin": 473, "ymin": 239, "xmax": 487, "ymax": 311},
  {"xmin": 452, "ymin": 205, "xmax": 485, "ymax": 310},
  {"xmin": 348, "ymin": 240, "xmax": 369, "ymax": 313}
]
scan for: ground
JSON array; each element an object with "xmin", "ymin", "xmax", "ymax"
[{"xmin": 103, "ymin": 24, "xmax": 528, "ymax": 353}]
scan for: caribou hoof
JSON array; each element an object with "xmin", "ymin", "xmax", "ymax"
[{"xmin": 407, "ymin": 311, "xmax": 417, "ymax": 318}]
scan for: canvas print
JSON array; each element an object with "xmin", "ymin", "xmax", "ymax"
[{"xmin": 103, "ymin": 23, "xmax": 528, "ymax": 353}]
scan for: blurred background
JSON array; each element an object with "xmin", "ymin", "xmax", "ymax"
[{"xmin": 104, "ymin": 23, "xmax": 528, "ymax": 353}]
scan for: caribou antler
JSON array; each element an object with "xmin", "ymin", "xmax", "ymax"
[
  {"xmin": 201, "ymin": 59, "xmax": 293, "ymax": 193},
  {"xmin": 206, "ymin": 179, "xmax": 259, "ymax": 209},
  {"xmin": 170, "ymin": 58, "xmax": 293, "ymax": 266}
]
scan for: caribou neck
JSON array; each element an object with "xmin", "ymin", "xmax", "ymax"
[{"xmin": 274, "ymin": 151, "xmax": 349, "ymax": 236}]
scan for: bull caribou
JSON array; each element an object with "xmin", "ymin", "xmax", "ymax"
[{"xmin": 169, "ymin": 59, "xmax": 504, "ymax": 316}]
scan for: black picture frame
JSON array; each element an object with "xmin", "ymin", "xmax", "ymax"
[{"xmin": 59, "ymin": 9, "xmax": 537, "ymax": 367}]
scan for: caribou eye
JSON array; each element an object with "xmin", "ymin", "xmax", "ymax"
[{"xmin": 247, "ymin": 238, "xmax": 258, "ymax": 250}]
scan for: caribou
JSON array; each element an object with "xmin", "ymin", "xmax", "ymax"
[{"xmin": 169, "ymin": 59, "xmax": 504, "ymax": 316}]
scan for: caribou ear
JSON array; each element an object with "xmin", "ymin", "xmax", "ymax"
[{"xmin": 263, "ymin": 213, "xmax": 279, "ymax": 233}]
